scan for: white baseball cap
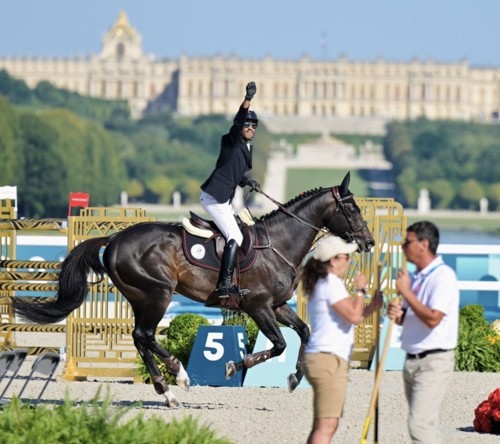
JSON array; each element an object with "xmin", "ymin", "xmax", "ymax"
[{"xmin": 313, "ymin": 235, "xmax": 358, "ymax": 262}]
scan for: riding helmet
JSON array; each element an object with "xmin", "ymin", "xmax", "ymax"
[{"xmin": 246, "ymin": 109, "xmax": 259, "ymax": 124}]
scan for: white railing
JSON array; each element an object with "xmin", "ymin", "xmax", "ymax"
[
  {"xmin": 437, "ymin": 244, "xmax": 500, "ymax": 310},
  {"xmin": 12, "ymin": 237, "xmax": 500, "ymax": 318}
]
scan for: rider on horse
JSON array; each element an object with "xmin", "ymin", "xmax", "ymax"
[{"xmin": 199, "ymin": 81, "xmax": 261, "ymax": 302}]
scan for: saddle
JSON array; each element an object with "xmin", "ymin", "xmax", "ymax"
[{"xmin": 181, "ymin": 211, "xmax": 258, "ymax": 272}]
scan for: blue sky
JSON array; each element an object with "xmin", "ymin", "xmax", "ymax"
[{"xmin": 0, "ymin": 1, "xmax": 498, "ymax": 66}]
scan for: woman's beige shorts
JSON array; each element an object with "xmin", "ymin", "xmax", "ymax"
[{"xmin": 302, "ymin": 352, "xmax": 349, "ymax": 418}]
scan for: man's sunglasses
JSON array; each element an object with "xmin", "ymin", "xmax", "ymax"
[{"xmin": 244, "ymin": 122, "xmax": 258, "ymax": 129}]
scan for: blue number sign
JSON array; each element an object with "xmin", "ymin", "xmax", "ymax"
[{"xmin": 187, "ymin": 325, "xmax": 248, "ymax": 386}]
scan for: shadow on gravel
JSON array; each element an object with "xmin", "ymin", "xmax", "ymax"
[{"xmin": 457, "ymin": 426, "xmax": 476, "ymax": 433}]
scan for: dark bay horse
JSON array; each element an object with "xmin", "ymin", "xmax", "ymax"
[{"xmin": 12, "ymin": 172, "xmax": 374, "ymax": 407}]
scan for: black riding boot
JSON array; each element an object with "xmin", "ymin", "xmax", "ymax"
[{"xmin": 215, "ymin": 239, "xmax": 246, "ymax": 298}]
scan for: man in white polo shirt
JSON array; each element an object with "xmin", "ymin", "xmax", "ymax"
[{"xmin": 388, "ymin": 221, "xmax": 459, "ymax": 444}]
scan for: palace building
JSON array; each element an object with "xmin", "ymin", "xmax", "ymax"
[{"xmin": 1, "ymin": 11, "xmax": 499, "ymax": 130}]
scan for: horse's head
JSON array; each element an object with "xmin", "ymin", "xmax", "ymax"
[{"xmin": 323, "ymin": 172, "xmax": 375, "ymax": 252}]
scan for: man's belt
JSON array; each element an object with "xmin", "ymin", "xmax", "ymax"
[{"xmin": 406, "ymin": 349, "xmax": 452, "ymax": 359}]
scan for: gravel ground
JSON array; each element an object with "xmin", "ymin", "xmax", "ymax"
[{"xmin": 2, "ymin": 357, "xmax": 499, "ymax": 444}]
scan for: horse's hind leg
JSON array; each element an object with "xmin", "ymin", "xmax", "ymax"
[
  {"xmin": 132, "ymin": 305, "xmax": 189, "ymax": 408},
  {"xmin": 274, "ymin": 303, "xmax": 310, "ymax": 392}
]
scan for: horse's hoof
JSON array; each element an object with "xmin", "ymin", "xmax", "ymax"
[
  {"xmin": 176, "ymin": 365, "xmax": 190, "ymax": 391},
  {"xmin": 225, "ymin": 361, "xmax": 236, "ymax": 380},
  {"xmin": 287, "ymin": 373, "xmax": 299, "ymax": 393},
  {"xmin": 163, "ymin": 389, "xmax": 181, "ymax": 408},
  {"xmin": 164, "ymin": 396, "xmax": 181, "ymax": 409},
  {"xmin": 176, "ymin": 377, "xmax": 190, "ymax": 391}
]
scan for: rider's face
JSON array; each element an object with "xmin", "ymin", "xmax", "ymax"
[{"xmin": 242, "ymin": 122, "xmax": 257, "ymax": 140}]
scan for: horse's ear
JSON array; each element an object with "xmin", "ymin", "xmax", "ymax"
[{"xmin": 339, "ymin": 171, "xmax": 351, "ymax": 195}]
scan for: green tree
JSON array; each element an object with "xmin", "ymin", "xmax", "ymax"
[
  {"xmin": 34, "ymin": 81, "xmax": 67, "ymax": 107},
  {"xmin": 396, "ymin": 167, "xmax": 418, "ymax": 207},
  {"xmin": 456, "ymin": 179, "xmax": 484, "ymax": 210},
  {"xmin": 476, "ymin": 146, "xmax": 500, "ymax": 183},
  {"xmin": 0, "ymin": 97, "xmax": 23, "ymax": 185},
  {"xmin": 383, "ymin": 120, "xmax": 500, "ymax": 209},
  {"xmin": 125, "ymin": 179, "xmax": 145, "ymax": 201},
  {"xmin": 36, "ymin": 109, "xmax": 126, "ymax": 212},
  {"xmin": 177, "ymin": 177, "xmax": 203, "ymax": 203},
  {"xmin": 18, "ymin": 113, "xmax": 67, "ymax": 217},
  {"xmin": 383, "ymin": 123, "xmax": 413, "ymax": 174},
  {"xmin": 38, "ymin": 109, "xmax": 90, "ymax": 200},
  {"xmin": 146, "ymin": 175, "xmax": 176, "ymax": 204},
  {"xmin": 82, "ymin": 121, "xmax": 127, "ymax": 206},
  {"xmin": 487, "ymin": 183, "xmax": 500, "ymax": 211},
  {"xmin": 0, "ymin": 69, "xmax": 35, "ymax": 105},
  {"xmin": 429, "ymin": 179, "xmax": 455, "ymax": 209}
]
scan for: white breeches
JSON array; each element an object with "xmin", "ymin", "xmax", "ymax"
[{"xmin": 200, "ymin": 191, "xmax": 243, "ymax": 246}]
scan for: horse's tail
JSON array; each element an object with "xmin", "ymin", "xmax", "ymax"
[{"xmin": 12, "ymin": 236, "xmax": 111, "ymax": 324}]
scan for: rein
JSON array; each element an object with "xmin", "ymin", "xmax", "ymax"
[
  {"xmin": 247, "ymin": 186, "xmax": 356, "ymax": 273},
  {"xmin": 254, "ymin": 189, "xmax": 329, "ymax": 234},
  {"xmin": 253, "ymin": 219, "xmax": 297, "ymax": 271},
  {"xmin": 245, "ymin": 189, "xmax": 328, "ymax": 275}
]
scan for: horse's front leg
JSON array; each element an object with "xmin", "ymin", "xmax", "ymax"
[
  {"xmin": 274, "ymin": 302, "xmax": 310, "ymax": 392},
  {"xmin": 225, "ymin": 307, "xmax": 286, "ymax": 379}
]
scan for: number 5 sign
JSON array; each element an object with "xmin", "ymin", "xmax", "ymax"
[{"xmin": 187, "ymin": 325, "xmax": 248, "ymax": 386}]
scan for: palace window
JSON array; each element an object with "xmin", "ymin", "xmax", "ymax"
[{"xmin": 116, "ymin": 43, "xmax": 125, "ymax": 59}]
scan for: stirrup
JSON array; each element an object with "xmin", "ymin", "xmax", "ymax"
[{"xmin": 216, "ymin": 284, "xmax": 247, "ymax": 299}]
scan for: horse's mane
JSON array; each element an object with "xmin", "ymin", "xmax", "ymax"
[{"xmin": 257, "ymin": 187, "xmax": 328, "ymax": 222}]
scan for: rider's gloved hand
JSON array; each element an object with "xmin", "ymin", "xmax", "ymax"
[
  {"xmin": 247, "ymin": 179, "xmax": 261, "ymax": 192},
  {"xmin": 245, "ymin": 82, "xmax": 257, "ymax": 101}
]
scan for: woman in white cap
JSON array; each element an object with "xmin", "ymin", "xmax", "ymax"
[{"xmin": 301, "ymin": 235, "xmax": 382, "ymax": 444}]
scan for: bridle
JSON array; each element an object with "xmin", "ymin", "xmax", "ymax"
[
  {"xmin": 250, "ymin": 186, "xmax": 366, "ymax": 271},
  {"xmin": 328, "ymin": 186, "xmax": 368, "ymax": 243},
  {"xmin": 255, "ymin": 186, "xmax": 366, "ymax": 238}
]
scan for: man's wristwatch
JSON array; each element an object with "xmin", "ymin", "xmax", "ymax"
[{"xmin": 356, "ymin": 288, "xmax": 367, "ymax": 298}]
